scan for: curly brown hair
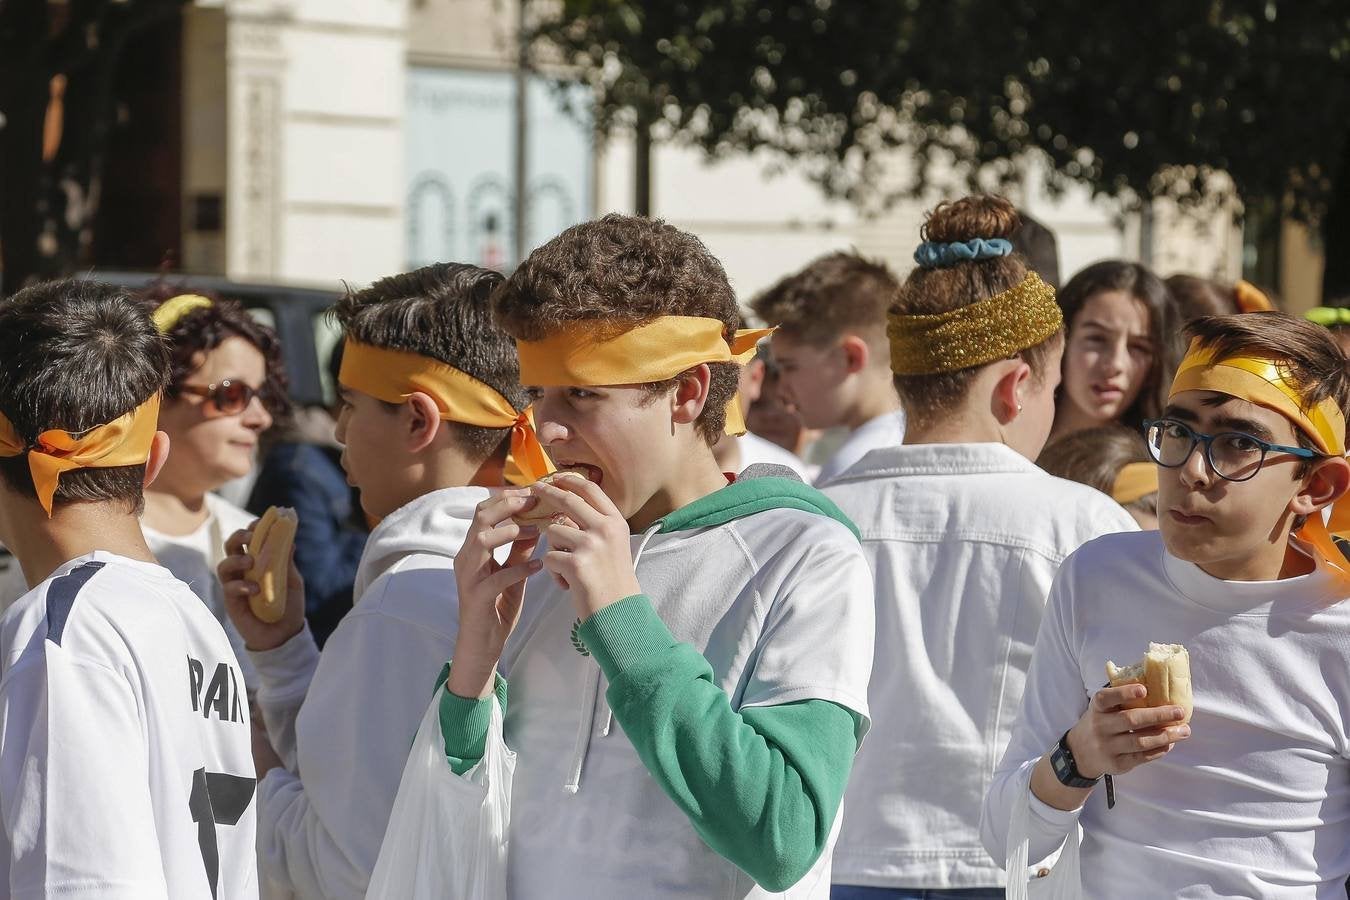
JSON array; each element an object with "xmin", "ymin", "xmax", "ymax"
[
  {"xmin": 892, "ymin": 195, "xmax": 1064, "ymax": 430},
  {"xmin": 493, "ymin": 214, "xmax": 740, "ymax": 444},
  {"xmin": 135, "ymin": 284, "xmax": 290, "ymax": 423}
]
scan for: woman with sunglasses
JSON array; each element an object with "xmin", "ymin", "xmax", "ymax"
[{"xmin": 137, "ymin": 288, "xmax": 289, "ymax": 686}]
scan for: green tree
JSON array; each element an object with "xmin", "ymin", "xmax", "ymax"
[
  {"xmin": 0, "ymin": 0, "xmax": 187, "ymax": 293},
  {"xmin": 532, "ymin": 0, "xmax": 1350, "ymax": 294}
]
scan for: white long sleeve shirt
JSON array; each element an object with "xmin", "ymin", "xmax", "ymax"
[
  {"xmin": 982, "ymin": 530, "xmax": 1350, "ymax": 899},
  {"xmin": 0, "ymin": 552, "xmax": 257, "ymax": 900},
  {"xmin": 823, "ymin": 443, "xmax": 1137, "ymax": 888},
  {"xmin": 250, "ymin": 486, "xmax": 486, "ymax": 900}
]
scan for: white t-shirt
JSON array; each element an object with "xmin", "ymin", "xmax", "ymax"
[
  {"xmin": 982, "ymin": 530, "xmax": 1350, "ymax": 899},
  {"xmin": 814, "ymin": 410, "xmax": 906, "ymax": 485},
  {"xmin": 824, "ymin": 443, "xmax": 1138, "ymax": 889},
  {"xmin": 0, "ymin": 551, "xmax": 257, "ymax": 900},
  {"xmin": 496, "ymin": 503, "xmax": 875, "ymax": 899},
  {"xmin": 143, "ymin": 493, "xmax": 258, "ymax": 687}
]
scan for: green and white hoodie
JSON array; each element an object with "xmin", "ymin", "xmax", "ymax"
[{"xmin": 438, "ymin": 474, "xmax": 875, "ymax": 898}]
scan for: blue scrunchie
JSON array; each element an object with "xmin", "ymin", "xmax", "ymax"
[{"xmin": 913, "ymin": 238, "xmax": 1013, "ymax": 269}]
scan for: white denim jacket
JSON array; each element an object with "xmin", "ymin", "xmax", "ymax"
[{"xmin": 822, "ymin": 443, "xmax": 1137, "ymax": 889}]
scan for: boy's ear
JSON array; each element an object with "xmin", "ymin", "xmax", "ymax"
[
  {"xmin": 1291, "ymin": 455, "xmax": 1350, "ymax": 517},
  {"xmin": 404, "ymin": 391, "xmax": 444, "ymax": 453},
  {"xmin": 142, "ymin": 431, "xmax": 171, "ymax": 489},
  {"xmin": 840, "ymin": 335, "xmax": 869, "ymax": 375},
  {"xmin": 990, "ymin": 360, "xmax": 1033, "ymax": 425},
  {"xmin": 671, "ymin": 364, "xmax": 713, "ymax": 426}
]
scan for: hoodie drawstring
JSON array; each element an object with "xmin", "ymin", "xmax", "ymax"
[{"xmin": 563, "ymin": 521, "xmax": 663, "ymax": 793}]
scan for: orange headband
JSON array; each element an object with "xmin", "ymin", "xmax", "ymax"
[
  {"xmin": 1111, "ymin": 462, "xmax": 1158, "ymax": 505},
  {"xmin": 515, "ymin": 317, "xmax": 773, "ymax": 436},
  {"xmin": 1170, "ymin": 338, "xmax": 1350, "ymax": 578},
  {"xmin": 338, "ymin": 339, "xmax": 554, "ymax": 482},
  {"xmin": 0, "ymin": 395, "xmax": 161, "ymax": 516},
  {"xmin": 1170, "ymin": 339, "xmax": 1346, "ymax": 457}
]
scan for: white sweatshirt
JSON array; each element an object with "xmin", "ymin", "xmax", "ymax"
[
  {"xmin": 982, "ymin": 530, "xmax": 1350, "ymax": 899},
  {"xmin": 250, "ymin": 486, "xmax": 486, "ymax": 900},
  {"xmin": 824, "ymin": 443, "xmax": 1137, "ymax": 888},
  {"xmin": 0, "ymin": 552, "xmax": 257, "ymax": 899},
  {"xmin": 493, "ymin": 491, "xmax": 874, "ymax": 899}
]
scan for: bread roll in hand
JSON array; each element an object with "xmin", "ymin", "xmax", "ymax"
[
  {"xmin": 1107, "ymin": 642, "xmax": 1193, "ymax": 724},
  {"xmin": 512, "ymin": 470, "xmax": 592, "ymax": 528},
  {"xmin": 246, "ymin": 506, "xmax": 298, "ymax": 624}
]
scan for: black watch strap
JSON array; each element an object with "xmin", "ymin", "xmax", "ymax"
[{"xmin": 1050, "ymin": 730, "xmax": 1100, "ymax": 789}]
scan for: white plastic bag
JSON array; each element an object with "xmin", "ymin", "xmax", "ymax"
[
  {"xmin": 366, "ymin": 689, "xmax": 515, "ymax": 899},
  {"xmin": 1005, "ymin": 772, "xmax": 1082, "ymax": 900}
]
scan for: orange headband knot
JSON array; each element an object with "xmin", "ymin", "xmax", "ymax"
[
  {"xmin": 338, "ymin": 339, "xmax": 554, "ymax": 483},
  {"xmin": 0, "ymin": 395, "xmax": 162, "ymax": 516}
]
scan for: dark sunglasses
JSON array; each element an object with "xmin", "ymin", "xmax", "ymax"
[{"xmin": 176, "ymin": 380, "xmax": 262, "ymax": 416}]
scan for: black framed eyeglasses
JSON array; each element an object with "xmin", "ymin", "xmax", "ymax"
[
  {"xmin": 176, "ymin": 380, "xmax": 261, "ymax": 416},
  {"xmin": 1142, "ymin": 417, "xmax": 1321, "ymax": 483}
]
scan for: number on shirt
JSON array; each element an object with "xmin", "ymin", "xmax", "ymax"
[{"xmin": 189, "ymin": 768, "xmax": 256, "ymax": 899}]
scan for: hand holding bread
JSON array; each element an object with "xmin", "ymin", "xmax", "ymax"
[
  {"xmin": 1107, "ymin": 642, "xmax": 1194, "ymax": 724},
  {"xmin": 217, "ymin": 508, "xmax": 306, "ymax": 651}
]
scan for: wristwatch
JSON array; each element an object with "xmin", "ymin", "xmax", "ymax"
[{"xmin": 1050, "ymin": 730, "xmax": 1100, "ymax": 789}]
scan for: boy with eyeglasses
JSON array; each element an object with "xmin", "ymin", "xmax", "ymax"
[{"xmin": 981, "ymin": 312, "xmax": 1350, "ymax": 897}]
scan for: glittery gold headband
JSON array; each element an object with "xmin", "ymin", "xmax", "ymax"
[{"xmin": 887, "ymin": 272, "xmax": 1063, "ymax": 375}]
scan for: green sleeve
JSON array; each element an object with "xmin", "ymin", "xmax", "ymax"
[
  {"xmin": 434, "ymin": 661, "xmax": 509, "ymax": 777},
  {"xmin": 577, "ymin": 594, "xmax": 863, "ymax": 892}
]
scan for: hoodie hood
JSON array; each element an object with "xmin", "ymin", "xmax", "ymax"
[
  {"xmin": 656, "ymin": 473, "xmax": 860, "ymax": 540},
  {"xmin": 352, "ymin": 485, "xmax": 490, "ymax": 601}
]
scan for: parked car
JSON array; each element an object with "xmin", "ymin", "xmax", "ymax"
[{"xmin": 77, "ymin": 271, "xmax": 344, "ymax": 408}]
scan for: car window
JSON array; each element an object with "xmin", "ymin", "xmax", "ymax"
[{"xmin": 313, "ymin": 313, "xmax": 343, "ymax": 408}]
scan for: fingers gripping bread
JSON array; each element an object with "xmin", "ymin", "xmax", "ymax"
[
  {"xmin": 247, "ymin": 506, "xmax": 298, "ymax": 624},
  {"xmin": 1106, "ymin": 642, "xmax": 1193, "ymax": 723},
  {"xmin": 512, "ymin": 470, "xmax": 592, "ymax": 527}
]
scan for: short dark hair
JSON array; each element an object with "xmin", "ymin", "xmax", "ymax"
[
  {"xmin": 135, "ymin": 284, "xmax": 290, "ymax": 422},
  {"xmin": 0, "ymin": 279, "xmax": 170, "ymax": 514},
  {"xmin": 1038, "ymin": 425, "xmax": 1156, "ymax": 519},
  {"xmin": 750, "ymin": 251, "xmax": 898, "ymax": 348},
  {"xmin": 1058, "ymin": 260, "xmax": 1182, "ymax": 431},
  {"xmin": 494, "ymin": 214, "xmax": 739, "ymax": 444},
  {"xmin": 890, "ymin": 195, "xmax": 1064, "ymax": 430},
  {"xmin": 333, "ymin": 262, "xmax": 527, "ymax": 463}
]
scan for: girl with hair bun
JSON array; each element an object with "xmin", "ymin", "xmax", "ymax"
[
  {"xmin": 1050, "ymin": 260, "xmax": 1182, "ymax": 443},
  {"xmin": 825, "ymin": 195, "xmax": 1137, "ymax": 898}
]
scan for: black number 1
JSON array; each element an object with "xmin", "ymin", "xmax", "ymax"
[{"xmin": 189, "ymin": 768, "xmax": 257, "ymax": 899}]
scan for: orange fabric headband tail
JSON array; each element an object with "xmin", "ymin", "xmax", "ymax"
[
  {"xmin": 0, "ymin": 396, "xmax": 162, "ymax": 516},
  {"xmin": 338, "ymin": 339, "xmax": 554, "ymax": 483}
]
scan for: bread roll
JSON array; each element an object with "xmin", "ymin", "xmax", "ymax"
[
  {"xmin": 246, "ymin": 506, "xmax": 298, "ymax": 624},
  {"xmin": 512, "ymin": 470, "xmax": 592, "ymax": 527},
  {"xmin": 1106, "ymin": 642, "xmax": 1193, "ymax": 723}
]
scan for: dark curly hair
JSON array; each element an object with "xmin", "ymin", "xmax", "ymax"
[
  {"xmin": 0, "ymin": 279, "xmax": 170, "ymax": 514},
  {"xmin": 493, "ymin": 214, "xmax": 740, "ymax": 444},
  {"xmin": 135, "ymin": 284, "xmax": 290, "ymax": 423}
]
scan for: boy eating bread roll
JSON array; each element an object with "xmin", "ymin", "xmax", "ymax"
[{"xmin": 983, "ymin": 312, "xmax": 1350, "ymax": 898}]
